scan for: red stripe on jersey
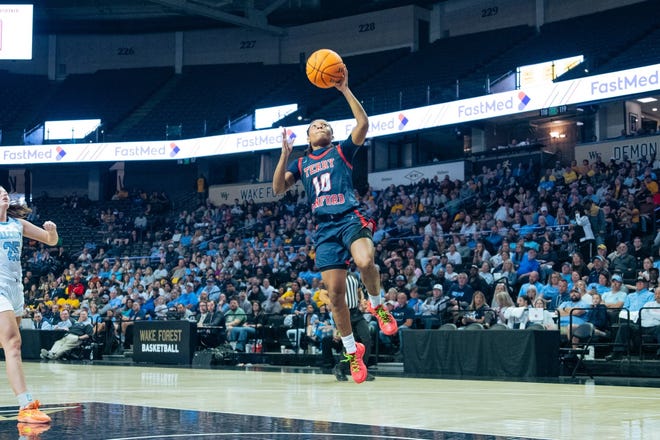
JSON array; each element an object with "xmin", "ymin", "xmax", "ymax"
[
  {"xmin": 336, "ymin": 144, "xmax": 353, "ymax": 170},
  {"xmin": 354, "ymin": 209, "xmax": 375, "ymax": 232},
  {"xmin": 308, "ymin": 146, "xmax": 334, "ymax": 160}
]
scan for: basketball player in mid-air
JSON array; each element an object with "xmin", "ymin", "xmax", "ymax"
[
  {"xmin": 273, "ymin": 67, "xmax": 397, "ymax": 383},
  {"xmin": 0, "ymin": 186, "xmax": 58, "ymax": 426}
]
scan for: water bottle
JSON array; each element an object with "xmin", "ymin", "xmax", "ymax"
[{"xmin": 585, "ymin": 345, "xmax": 595, "ymax": 360}]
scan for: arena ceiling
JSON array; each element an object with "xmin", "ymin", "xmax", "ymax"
[{"xmin": 35, "ymin": 0, "xmax": 439, "ymax": 35}]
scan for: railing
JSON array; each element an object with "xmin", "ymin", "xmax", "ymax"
[
  {"xmin": 568, "ymin": 307, "xmax": 630, "ymax": 357},
  {"xmin": 639, "ymin": 306, "xmax": 660, "ymax": 359}
]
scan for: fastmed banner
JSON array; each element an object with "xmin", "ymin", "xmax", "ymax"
[{"xmin": 2, "ymin": 62, "xmax": 659, "ymax": 165}]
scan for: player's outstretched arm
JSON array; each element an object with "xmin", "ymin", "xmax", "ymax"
[
  {"xmin": 21, "ymin": 219, "xmax": 59, "ymax": 246},
  {"xmin": 335, "ymin": 68, "xmax": 368, "ymax": 145},
  {"xmin": 273, "ymin": 127, "xmax": 296, "ymax": 196}
]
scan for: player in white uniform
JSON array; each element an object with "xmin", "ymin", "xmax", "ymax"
[{"xmin": 0, "ymin": 186, "xmax": 58, "ymax": 425}]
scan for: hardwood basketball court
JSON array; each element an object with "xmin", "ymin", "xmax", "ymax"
[{"xmin": 1, "ymin": 360, "xmax": 658, "ymax": 439}]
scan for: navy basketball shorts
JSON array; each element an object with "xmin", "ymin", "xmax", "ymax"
[{"xmin": 314, "ymin": 209, "xmax": 375, "ymax": 271}]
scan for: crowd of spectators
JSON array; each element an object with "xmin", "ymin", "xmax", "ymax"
[{"xmin": 17, "ymin": 153, "xmax": 660, "ymax": 359}]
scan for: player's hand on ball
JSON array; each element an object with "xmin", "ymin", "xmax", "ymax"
[
  {"xmin": 334, "ymin": 66, "xmax": 348, "ymax": 91},
  {"xmin": 43, "ymin": 221, "xmax": 57, "ymax": 231}
]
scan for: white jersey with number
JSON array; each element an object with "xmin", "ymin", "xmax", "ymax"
[{"xmin": 0, "ymin": 217, "xmax": 25, "ymax": 313}]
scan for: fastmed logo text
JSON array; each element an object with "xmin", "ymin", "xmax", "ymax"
[
  {"xmin": 458, "ymin": 92, "xmax": 530, "ymax": 118},
  {"xmin": 237, "ymin": 133, "xmax": 283, "ymax": 148},
  {"xmin": 590, "ymin": 70, "xmax": 658, "ymax": 95},
  {"xmin": 3, "ymin": 149, "xmax": 54, "ymax": 161},
  {"xmin": 114, "ymin": 145, "xmax": 168, "ymax": 157}
]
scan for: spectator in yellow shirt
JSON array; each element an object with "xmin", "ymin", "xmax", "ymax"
[
  {"xmin": 279, "ymin": 281, "xmax": 301, "ymax": 311},
  {"xmin": 563, "ymin": 166, "xmax": 578, "ymax": 185}
]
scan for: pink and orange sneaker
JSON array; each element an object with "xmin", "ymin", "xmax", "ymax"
[
  {"xmin": 342, "ymin": 342, "xmax": 367, "ymax": 383},
  {"xmin": 17, "ymin": 401, "xmax": 51, "ymax": 424},
  {"xmin": 367, "ymin": 303, "xmax": 398, "ymax": 336},
  {"xmin": 17, "ymin": 422, "xmax": 51, "ymax": 439}
]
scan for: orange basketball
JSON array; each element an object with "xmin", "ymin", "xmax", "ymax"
[{"xmin": 306, "ymin": 49, "xmax": 345, "ymax": 89}]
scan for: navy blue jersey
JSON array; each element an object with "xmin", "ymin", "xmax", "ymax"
[{"xmin": 287, "ymin": 136, "xmax": 361, "ymax": 216}]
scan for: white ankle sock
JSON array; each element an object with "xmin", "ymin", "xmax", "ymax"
[
  {"xmin": 369, "ymin": 294, "xmax": 381, "ymax": 309},
  {"xmin": 17, "ymin": 392, "xmax": 33, "ymax": 408},
  {"xmin": 341, "ymin": 334, "xmax": 356, "ymax": 354}
]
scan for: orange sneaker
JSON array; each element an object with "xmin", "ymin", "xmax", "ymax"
[
  {"xmin": 367, "ymin": 303, "xmax": 398, "ymax": 336},
  {"xmin": 342, "ymin": 342, "xmax": 367, "ymax": 383},
  {"xmin": 17, "ymin": 401, "xmax": 51, "ymax": 424},
  {"xmin": 17, "ymin": 422, "xmax": 51, "ymax": 439}
]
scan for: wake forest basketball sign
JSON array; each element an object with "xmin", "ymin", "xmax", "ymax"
[{"xmin": 133, "ymin": 321, "xmax": 197, "ymax": 364}]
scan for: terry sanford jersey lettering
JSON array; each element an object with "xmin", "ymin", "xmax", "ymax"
[{"xmin": 288, "ymin": 136, "xmax": 361, "ymax": 216}]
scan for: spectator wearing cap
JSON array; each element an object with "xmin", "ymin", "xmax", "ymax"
[
  {"xmin": 164, "ymin": 243, "xmax": 179, "ymax": 269},
  {"xmin": 557, "ymin": 288, "xmax": 590, "ymax": 336},
  {"xmin": 468, "ymin": 264, "xmax": 491, "ymax": 302},
  {"xmin": 393, "ymin": 274, "xmax": 410, "ymax": 297},
  {"xmin": 595, "ymin": 244, "xmax": 609, "ymax": 265},
  {"xmin": 539, "ymin": 204, "xmax": 556, "ymax": 226},
  {"xmin": 432, "ymin": 254, "xmax": 449, "ymax": 277},
  {"xmin": 421, "ymin": 284, "xmax": 450, "ymax": 329},
  {"xmin": 602, "ymin": 274, "xmax": 627, "ymax": 313},
  {"xmin": 587, "ymin": 255, "xmax": 608, "ymax": 285}
]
